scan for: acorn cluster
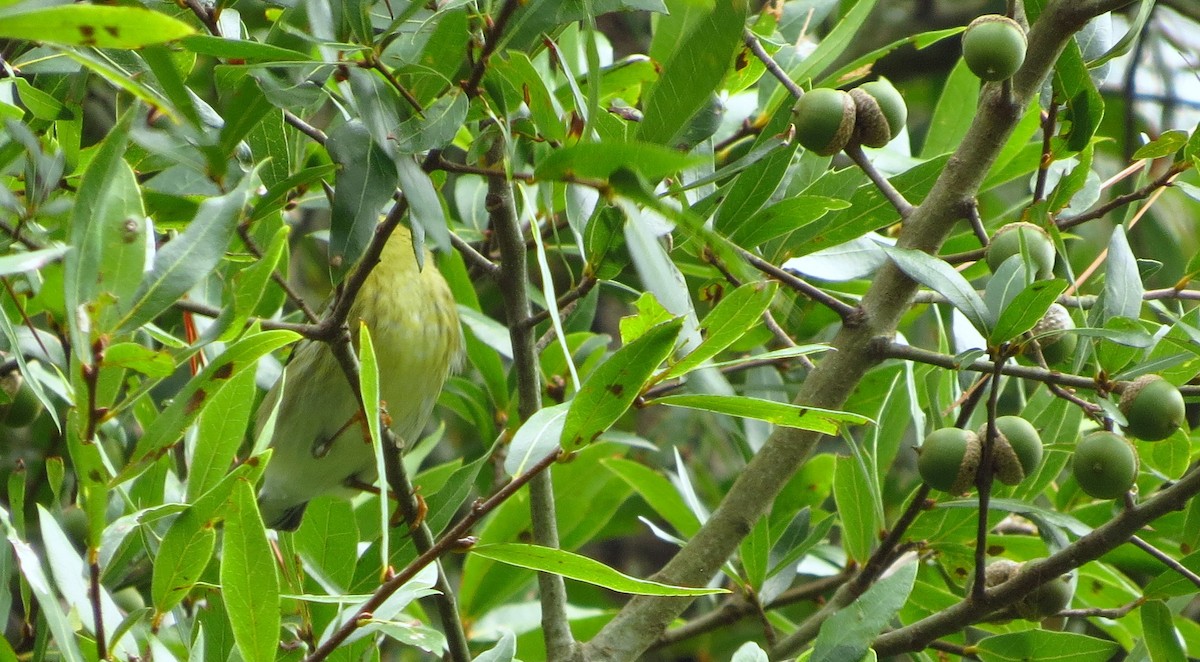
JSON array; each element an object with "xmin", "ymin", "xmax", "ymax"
[
  {"xmin": 917, "ymin": 415, "xmax": 1044, "ymax": 493},
  {"xmin": 792, "ymin": 78, "xmax": 908, "ymax": 156},
  {"xmin": 969, "ymin": 559, "xmax": 1075, "ymax": 621}
]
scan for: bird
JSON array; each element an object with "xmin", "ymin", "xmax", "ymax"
[{"xmin": 255, "ymin": 224, "xmax": 463, "ymax": 531}]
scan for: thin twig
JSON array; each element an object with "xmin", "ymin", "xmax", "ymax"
[
  {"xmin": 653, "ymin": 573, "xmax": 849, "ymax": 649},
  {"xmin": 972, "ymin": 348, "xmax": 1006, "ymax": 599},
  {"xmin": 844, "ymin": 143, "xmax": 915, "ymax": 218},
  {"xmin": 367, "ymin": 56, "xmax": 424, "ymax": 116},
  {"xmin": 237, "ymin": 225, "xmax": 321, "ymax": 324},
  {"xmin": 1059, "ymin": 598, "xmax": 1144, "ymax": 619},
  {"xmin": 965, "ymin": 199, "xmax": 990, "ymax": 248},
  {"xmin": 0, "ymin": 219, "xmax": 43, "ymax": 250},
  {"xmin": 743, "ymin": 29, "xmax": 805, "ymax": 101},
  {"xmin": 462, "ymin": 0, "xmax": 522, "ymax": 97},
  {"xmin": 1057, "ymin": 160, "xmax": 1188, "ymax": 231},
  {"xmin": 737, "ymin": 247, "xmax": 861, "ymax": 322},
  {"xmin": 1032, "ymin": 104, "xmax": 1059, "ymax": 202},
  {"xmin": 1129, "ymin": 535, "xmax": 1200, "ymax": 589},
  {"xmin": 520, "ymin": 275, "xmax": 598, "ymax": 329},
  {"xmin": 283, "ymin": 111, "xmax": 328, "ymax": 145},
  {"xmin": 450, "ymin": 232, "xmax": 500, "ymax": 277}
]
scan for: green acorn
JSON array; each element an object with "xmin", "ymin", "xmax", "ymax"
[
  {"xmin": 979, "ymin": 416, "xmax": 1043, "ymax": 485},
  {"xmin": 1072, "ymin": 431, "xmax": 1138, "ymax": 500},
  {"xmin": 1029, "ymin": 303, "xmax": 1077, "ymax": 366},
  {"xmin": 849, "ymin": 78, "xmax": 907, "ymax": 148},
  {"xmin": 962, "ymin": 15, "xmax": 1028, "ymax": 82},
  {"xmin": 793, "ymin": 88, "xmax": 856, "ymax": 156},
  {"xmin": 917, "ymin": 427, "xmax": 982, "ymax": 493},
  {"xmin": 1016, "ymin": 566, "xmax": 1074, "ymax": 621},
  {"xmin": 1119, "ymin": 374, "xmax": 1185, "ymax": 441},
  {"xmin": 985, "ymin": 222, "xmax": 1055, "ymax": 278}
]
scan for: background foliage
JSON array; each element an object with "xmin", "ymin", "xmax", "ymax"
[{"xmin": 2, "ymin": 0, "xmax": 1200, "ymax": 660}]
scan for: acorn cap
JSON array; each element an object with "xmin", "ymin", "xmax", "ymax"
[
  {"xmin": 1030, "ymin": 303, "xmax": 1077, "ymax": 365},
  {"xmin": 978, "ymin": 415, "xmax": 1044, "ymax": 485},
  {"xmin": 793, "ymin": 88, "xmax": 856, "ymax": 156}
]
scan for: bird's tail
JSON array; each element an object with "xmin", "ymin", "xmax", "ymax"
[{"xmin": 258, "ymin": 495, "xmax": 308, "ymax": 532}]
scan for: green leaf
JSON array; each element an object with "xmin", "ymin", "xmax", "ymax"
[
  {"xmin": 715, "ymin": 144, "xmax": 801, "ymax": 236},
  {"xmin": 359, "ymin": 322, "xmax": 389, "ymax": 562},
  {"xmin": 975, "ymin": 630, "xmax": 1120, "ymax": 661},
  {"xmin": 0, "ymin": 246, "xmax": 69, "ymax": 276},
  {"xmin": 991, "ymin": 279, "xmax": 1069, "ymax": 345},
  {"xmin": 180, "ymin": 35, "xmax": 312, "ymax": 62},
  {"xmin": 602, "ymin": 457, "xmax": 701, "ymax": 538},
  {"xmin": 152, "ymin": 509, "xmax": 217, "ymax": 614},
  {"xmin": 187, "ymin": 366, "xmax": 257, "ymax": 501},
  {"xmin": 326, "ymin": 121, "xmax": 399, "ymax": 281},
  {"xmin": 0, "ymin": 5, "xmax": 194, "ymax": 48},
  {"xmin": 393, "ymin": 92, "xmax": 467, "ymax": 154},
  {"xmin": 638, "ymin": 0, "xmax": 739, "ymax": 146},
  {"xmin": 212, "ymin": 225, "xmax": 289, "ymax": 342},
  {"xmin": 470, "ymin": 543, "xmax": 726, "ymax": 596},
  {"xmin": 221, "ymin": 481, "xmax": 280, "ymax": 662},
  {"xmin": 832, "ymin": 454, "xmax": 877, "ymax": 563},
  {"xmin": 535, "ymin": 141, "xmax": 704, "ymax": 182},
  {"xmin": 781, "ymin": 0, "xmax": 880, "ymax": 95},
  {"xmin": 810, "ymin": 556, "xmax": 917, "ymax": 662},
  {"xmin": 560, "ymin": 317, "xmax": 682, "ymax": 449},
  {"xmin": 883, "ymin": 245, "xmax": 992, "ymax": 333},
  {"xmin": 650, "ymin": 394, "xmax": 869, "ymax": 435},
  {"xmin": 1142, "ymin": 599, "xmax": 1187, "ymax": 662},
  {"xmin": 118, "ymin": 172, "xmax": 258, "ymax": 333},
  {"xmin": 294, "ymin": 499, "xmax": 359, "ymax": 592},
  {"xmin": 920, "ymin": 59, "xmax": 980, "ymax": 158},
  {"xmin": 727, "ymin": 195, "xmax": 849, "ymax": 248},
  {"xmin": 65, "ymin": 111, "xmax": 132, "ymax": 363},
  {"xmin": 662, "ymin": 282, "xmax": 777, "ymax": 379},
  {"xmin": 395, "ymin": 155, "xmax": 449, "ymax": 254},
  {"xmin": 505, "ymin": 402, "xmax": 569, "ymax": 476},
  {"xmin": 1103, "ymin": 225, "xmax": 1143, "ymax": 322},
  {"xmin": 115, "ymin": 329, "xmax": 300, "ymax": 485},
  {"xmin": 1, "ymin": 508, "xmax": 87, "ymax": 662},
  {"xmin": 1144, "ymin": 548, "xmax": 1200, "ymax": 599}
]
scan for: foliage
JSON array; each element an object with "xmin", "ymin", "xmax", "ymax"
[{"xmin": 2, "ymin": 0, "xmax": 1200, "ymax": 660}]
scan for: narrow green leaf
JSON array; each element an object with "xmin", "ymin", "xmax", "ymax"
[
  {"xmin": 663, "ymin": 282, "xmax": 777, "ymax": 379},
  {"xmin": 991, "ymin": 279, "xmax": 1069, "ymax": 345},
  {"xmin": 0, "ymin": 5, "xmax": 194, "ymax": 48},
  {"xmin": 152, "ymin": 509, "xmax": 217, "ymax": 614},
  {"xmin": 810, "ymin": 556, "xmax": 917, "ymax": 662},
  {"xmin": 395, "ymin": 155, "xmax": 449, "ymax": 254},
  {"xmin": 470, "ymin": 543, "xmax": 727, "ymax": 596},
  {"xmin": 602, "ymin": 457, "xmax": 701, "ymax": 538},
  {"xmin": 1144, "ymin": 548, "xmax": 1200, "ymax": 599},
  {"xmin": 393, "ymin": 92, "xmax": 467, "ymax": 154},
  {"xmin": 119, "ymin": 172, "xmax": 258, "ymax": 333},
  {"xmin": 832, "ymin": 454, "xmax": 877, "ymax": 563},
  {"xmin": 505, "ymin": 402, "xmax": 569, "ymax": 476},
  {"xmin": 0, "ymin": 246, "xmax": 69, "ymax": 276},
  {"xmin": 883, "ymin": 245, "xmax": 992, "ymax": 333},
  {"xmin": 221, "ymin": 481, "xmax": 280, "ymax": 662},
  {"xmin": 727, "ymin": 195, "xmax": 849, "ymax": 247},
  {"xmin": 187, "ymin": 367, "xmax": 257, "ymax": 501},
  {"xmin": 212, "ymin": 225, "xmax": 289, "ymax": 342},
  {"xmin": 650, "ymin": 394, "xmax": 869, "ymax": 435},
  {"xmin": 1, "ymin": 509, "xmax": 86, "ymax": 662},
  {"xmin": 1142, "ymin": 599, "xmax": 1187, "ymax": 662},
  {"xmin": 359, "ymin": 322, "xmax": 388, "ymax": 564},
  {"xmin": 326, "ymin": 121, "xmax": 399, "ymax": 281},
  {"xmin": 115, "ymin": 329, "xmax": 300, "ymax": 485},
  {"xmin": 294, "ymin": 499, "xmax": 359, "ymax": 592},
  {"xmin": 65, "ymin": 112, "xmax": 132, "ymax": 363},
  {"xmin": 975, "ymin": 630, "xmax": 1120, "ymax": 661},
  {"xmin": 180, "ymin": 35, "xmax": 312, "ymax": 62},
  {"xmin": 921, "ymin": 60, "xmax": 979, "ymax": 158},
  {"xmin": 636, "ymin": 0, "xmax": 745, "ymax": 146},
  {"xmin": 1103, "ymin": 225, "xmax": 1143, "ymax": 322},
  {"xmin": 561, "ymin": 318, "xmax": 683, "ymax": 449},
  {"xmin": 536, "ymin": 141, "xmax": 704, "ymax": 182}
]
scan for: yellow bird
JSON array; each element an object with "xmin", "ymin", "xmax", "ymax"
[{"xmin": 256, "ymin": 225, "xmax": 463, "ymax": 531}]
